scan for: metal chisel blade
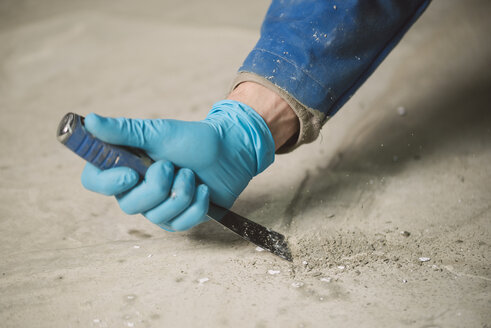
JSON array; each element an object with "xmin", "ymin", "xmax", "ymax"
[{"xmin": 208, "ymin": 204, "xmax": 293, "ymax": 262}]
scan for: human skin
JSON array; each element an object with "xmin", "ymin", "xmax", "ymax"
[{"xmin": 227, "ymin": 81, "xmax": 299, "ymax": 150}]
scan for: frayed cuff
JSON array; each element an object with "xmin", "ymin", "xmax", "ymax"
[{"xmin": 230, "ymin": 72, "xmax": 326, "ymax": 154}]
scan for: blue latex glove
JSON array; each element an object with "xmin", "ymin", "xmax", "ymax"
[{"xmin": 81, "ymin": 100, "xmax": 275, "ymax": 231}]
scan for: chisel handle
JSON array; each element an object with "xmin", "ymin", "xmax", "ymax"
[
  {"xmin": 57, "ymin": 112, "xmax": 226, "ymax": 218},
  {"xmin": 57, "ymin": 113, "xmax": 153, "ymax": 177}
]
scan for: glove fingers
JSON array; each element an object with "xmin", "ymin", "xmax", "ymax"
[
  {"xmin": 84, "ymin": 113, "xmax": 219, "ymax": 170},
  {"xmin": 163, "ymin": 184, "xmax": 210, "ymax": 231},
  {"xmin": 143, "ymin": 168, "xmax": 196, "ymax": 225},
  {"xmin": 84, "ymin": 113, "xmax": 160, "ymax": 150},
  {"xmin": 116, "ymin": 160, "xmax": 174, "ymax": 215},
  {"xmin": 81, "ymin": 163, "xmax": 139, "ymax": 196}
]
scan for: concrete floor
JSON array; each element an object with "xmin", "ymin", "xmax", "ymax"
[{"xmin": 0, "ymin": 1, "xmax": 490, "ymax": 327}]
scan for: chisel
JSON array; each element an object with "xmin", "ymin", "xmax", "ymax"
[{"xmin": 57, "ymin": 113, "xmax": 293, "ymax": 261}]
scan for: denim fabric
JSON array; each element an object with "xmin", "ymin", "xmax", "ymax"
[{"xmin": 239, "ymin": 0, "xmax": 431, "ymax": 119}]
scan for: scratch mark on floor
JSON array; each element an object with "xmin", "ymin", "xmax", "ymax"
[
  {"xmin": 443, "ymin": 265, "xmax": 491, "ymax": 282},
  {"xmin": 282, "ymin": 171, "xmax": 310, "ymax": 230}
]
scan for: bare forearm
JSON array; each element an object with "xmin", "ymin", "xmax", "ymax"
[{"xmin": 227, "ymin": 82, "xmax": 299, "ymax": 151}]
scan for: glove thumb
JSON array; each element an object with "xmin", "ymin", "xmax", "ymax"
[{"xmin": 84, "ymin": 113, "xmax": 159, "ymax": 151}]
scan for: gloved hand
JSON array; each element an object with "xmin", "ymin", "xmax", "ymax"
[{"xmin": 81, "ymin": 100, "xmax": 275, "ymax": 231}]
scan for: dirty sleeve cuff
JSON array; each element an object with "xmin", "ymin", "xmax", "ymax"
[{"xmin": 230, "ymin": 72, "xmax": 325, "ymax": 154}]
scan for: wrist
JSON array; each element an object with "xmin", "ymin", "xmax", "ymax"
[
  {"xmin": 227, "ymin": 82, "xmax": 299, "ymax": 151},
  {"xmin": 207, "ymin": 100, "xmax": 275, "ymax": 175}
]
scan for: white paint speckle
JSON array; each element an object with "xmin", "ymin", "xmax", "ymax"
[
  {"xmin": 147, "ymin": 254, "xmax": 153, "ymax": 258},
  {"xmin": 198, "ymin": 277, "xmax": 209, "ymax": 284},
  {"xmin": 337, "ymin": 265, "xmax": 345, "ymax": 270},
  {"xmin": 291, "ymin": 281, "xmax": 304, "ymax": 288},
  {"xmin": 320, "ymin": 277, "xmax": 331, "ymax": 283},
  {"xmin": 397, "ymin": 106, "xmax": 407, "ymax": 116},
  {"xmin": 302, "ymin": 260, "xmax": 308, "ymax": 265},
  {"xmin": 268, "ymin": 270, "xmax": 280, "ymax": 275},
  {"xmin": 133, "ymin": 245, "xmax": 140, "ymax": 249},
  {"xmin": 419, "ymin": 257, "xmax": 431, "ymax": 262}
]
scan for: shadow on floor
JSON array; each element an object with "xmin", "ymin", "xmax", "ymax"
[{"xmin": 189, "ymin": 46, "xmax": 491, "ymax": 245}]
